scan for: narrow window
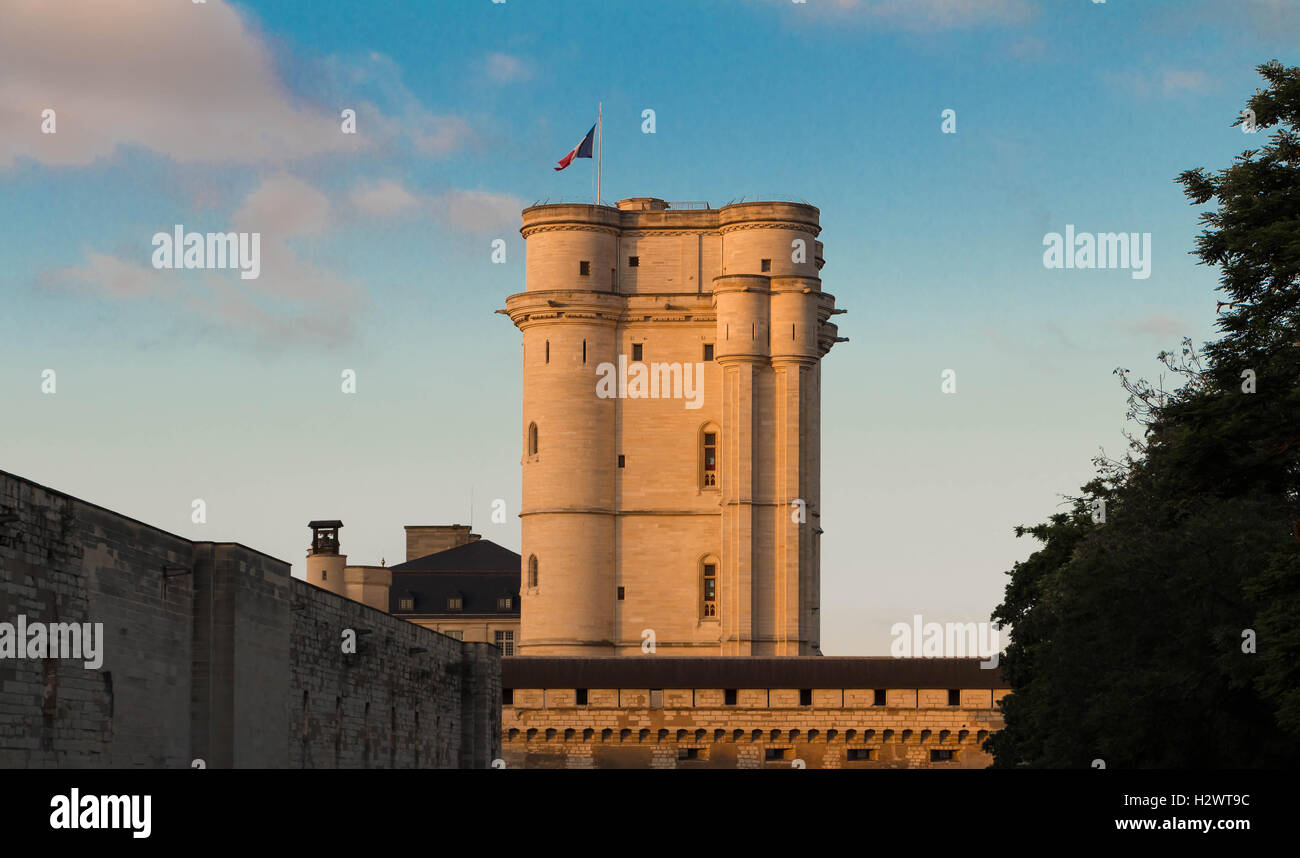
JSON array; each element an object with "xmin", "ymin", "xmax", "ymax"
[
  {"xmin": 799, "ymin": 689, "xmax": 812, "ymax": 707},
  {"xmin": 873, "ymin": 689, "xmax": 886, "ymax": 706},
  {"xmin": 579, "ymin": 260, "xmax": 590, "ymax": 276},
  {"xmin": 447, "ymin": 596, "xmax": 463, "ymax": 611},
  {"xmin": 528, "ymin": 555, "xmax": 538, "ymax": 588},
  {"xmin": 527, "ymin": 422, "xmax": 538, "ymax": 456},
  {"xmin": 760, "ymin": 258, "xmax": 771, "ymax": 272},
  {"xmin": 617, "ymin": 586, "xmax": 625, "ymax": 601},
  {"xmin": 497, "ymin": 597, "xmax": 513, "ymax": 610},
  {"xmin": 701, "ymin": 562, "xmax": 717, "ymax": 618},
  {"xmin": 632, "ymin": 343, "xmax": 643, "ymax": 361},
  {"xmin": 724, "ymin": 689, "xmax": 737, "ymax": 706},
  {"xmin": 582, "ymin": 339, "xmax": 587, "ymax": 363},
  {"xmin": 930, "ymin": 749, "xmax": 956, "ymax": 762},
  {"xmin": 503, "ymin": 689, "xmax": 514, "ymax": 706},
  {"xmin": 545, "ymin": 340, "xmax": 550, "ymax": 363},
  {"xmin": 494, "ymin": 630, "xmax": 515, "ymax": 655},
  {"xmin": 575, "ymin": 689, "xmax": 588, "ymax": 706},
  {"xmin": 618, "ymin": 454, "xmax": 625, "ymax": 468},
  {"xmin": 948, "ymin": 689, "xmax": 960, "ymax": 706},
  {"xmin": 702, "ymin": 432, "xmax": 717, "ymax": 488},
  {"xmin": 649, "ymin": 689, "xmax": 663, "ymax": 709},
  {"xmin": 703, "ymin": 343, "xmax": 714, "ymax": 361},
  {"xmin": 628, "ymin": 255, "xmax": 639, "ymax": 267},
  {"xmin": 322, "ymin": 569, "xmax": 327, "ymax": 581}
]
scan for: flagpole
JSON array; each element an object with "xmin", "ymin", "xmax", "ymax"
[{"xmin": 597, "ymin": 102, "xmax": 603, "ymax": 206}]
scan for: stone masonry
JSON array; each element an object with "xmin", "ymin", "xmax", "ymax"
[{"xmin": 0, "ymin": 469, "xmax": 499, "ymax": 768}]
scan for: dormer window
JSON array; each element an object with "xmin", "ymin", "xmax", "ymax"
[
  {"xmin": 498, "ymin": 597, "xmax": 513, "ymax": 610},
  {"xmin": 398, "ymin": 596, "xmax": 414, "ymax": 611},
  {"xmin": 447, "ymin": 597, "xmax": 463, "ymax": 612}
]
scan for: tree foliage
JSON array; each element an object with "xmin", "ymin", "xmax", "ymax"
[{"xmin": 988, "ymin": 61, "xmax": 1300, "ymax": 768}]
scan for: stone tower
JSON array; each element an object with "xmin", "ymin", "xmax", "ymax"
[
  {"xmin": 303, "ymin": 519, "xmax": 391, "ymax": 611},
  {"xmin": 305, "ymin": 520, "xmax": 347, "ymax": 597},
  {"xmin": 503, "ymin": 198, "xmax": 844, "ymax": 657}
]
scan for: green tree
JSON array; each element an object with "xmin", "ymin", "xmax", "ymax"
[{"xmin": 988, "ymin": 61, "xmax": 1300, "ymax": 768}]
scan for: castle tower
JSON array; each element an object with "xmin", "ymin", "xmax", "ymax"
[
  {"xmin": 504, "ymin": 198, "xmax": 843, "ymax": 656},
  {"xmin": 304, "ymin": 520, "xmax": 347, "ymax": 597}
]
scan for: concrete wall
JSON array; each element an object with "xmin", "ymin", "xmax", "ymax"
[{"xmin": 0, "ymin": 470, "xmax": 500, "ymax": 769}]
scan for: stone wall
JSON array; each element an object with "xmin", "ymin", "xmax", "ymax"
[
  {"xmin": 0, "ymin": 470, "xmax": 500, "ymax": 768},
  {"xmin": 289, "ymin": 579, "xmax": 500, "ymax": 769},
  {"xmin": 501, "ymin": 657, "xmax": 1008, "ymax": 769}
]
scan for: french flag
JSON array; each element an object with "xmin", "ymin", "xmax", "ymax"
[{"xmin": 554, "ymin": 123, "xmax": 596, "ymax": 171}]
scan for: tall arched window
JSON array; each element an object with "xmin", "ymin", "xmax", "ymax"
[
  {"xmin": 527, "ymin": 422, "xmax": 538, "ymax": 456},
  {"xmin": 700, "ymin": 424, "xmax": 719, "ymax": 489},
  {"xmin": 528, "ymin": 555, "xmax": 539, "ymax": 589},
  {"xmin": 700, "ymin": 556, "xmax": 719, "ymax": 619}
]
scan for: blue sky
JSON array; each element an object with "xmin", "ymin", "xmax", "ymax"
[{"xmin": 1, "ymin": 0, "xmax": 1295, "ymax": 654}]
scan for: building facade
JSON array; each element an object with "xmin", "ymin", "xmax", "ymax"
[{"xmin": 504, "ymin": 198, "xmax": 845, "ymax": 657}]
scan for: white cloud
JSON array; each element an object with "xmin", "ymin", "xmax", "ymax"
[
  {"xmin": 775, "ymin": 0, "xmax": 1036, "ymax": 31},
  {"xmin": 1102, "ymin": 68, "xmax": 1213, "ymax": 98},
  {"xmin": 350, "ymin": 180, "xmax": 421, "ymax": 216},
  {"xmin": 234, "ymin": 173, "xmax": 332, "ymax": 237},
  {"xmin": 430, "ymin": 190, "xmax": 527, "ymax": 234},
  {"xmin": 0, "ymin": 0, "xmax": 366, "ymax": 167},
  {"xmin": 45, "ymin": 174, "xmax": 364, "ymax": 346},
  {"xmin": 1125, "ymin": 313, "xmax": 1187, "ymax": 339},
  {"xmin": 483, "ymin": 52, "xmax": 532, "ymax": 84}
]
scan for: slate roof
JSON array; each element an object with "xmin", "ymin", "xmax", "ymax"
[
  {"xmin": 501, "ymin": 657, "xmax": 1006, "ymax": 689},
  {"xmin": 388, "ymin": 539, "xmax": 520, "ymax": 617}
]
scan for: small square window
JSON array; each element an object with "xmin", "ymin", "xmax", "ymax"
[
  {"xmin": 799, "ymin": 689, "xmax": 812, "ymax": 707},
  {"xmin": 447, "ymin": 597, "xmax": 463, "ymax": 611},
  {"xmin": 703, "ymin": 343, "xmax": 714, "ymax": 361},
  {"xmin": 760, "ymin": 258, "xmax": 771, "ymax": 272},
  {"xmin": 948, "ymin": 689, "xmax": 960, "ymax": 706},
  {"xmin": 931, "ymin": 749, "xmax": 956, "ymax": 762},
  {"xmin": 632, "ymin": 343, "xmax": 643, "ymax": 361},
  {"xmin": 575, "ymin": 688, "xmax": 588, "ymax": 706},
  {"xmin": 629, "ymin": 256, "xmax": 639, "ymax": 267},
  {"xmin": 724, "ymin": 689, "xmax": 737, "ymax": 706},
  {"xmin": 579, "ymin": 260, "xmax": 590, "ymax": 276},
  {"xmin": 873, "ymin": 689, "xmax": 886, "ymax": 706}
]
